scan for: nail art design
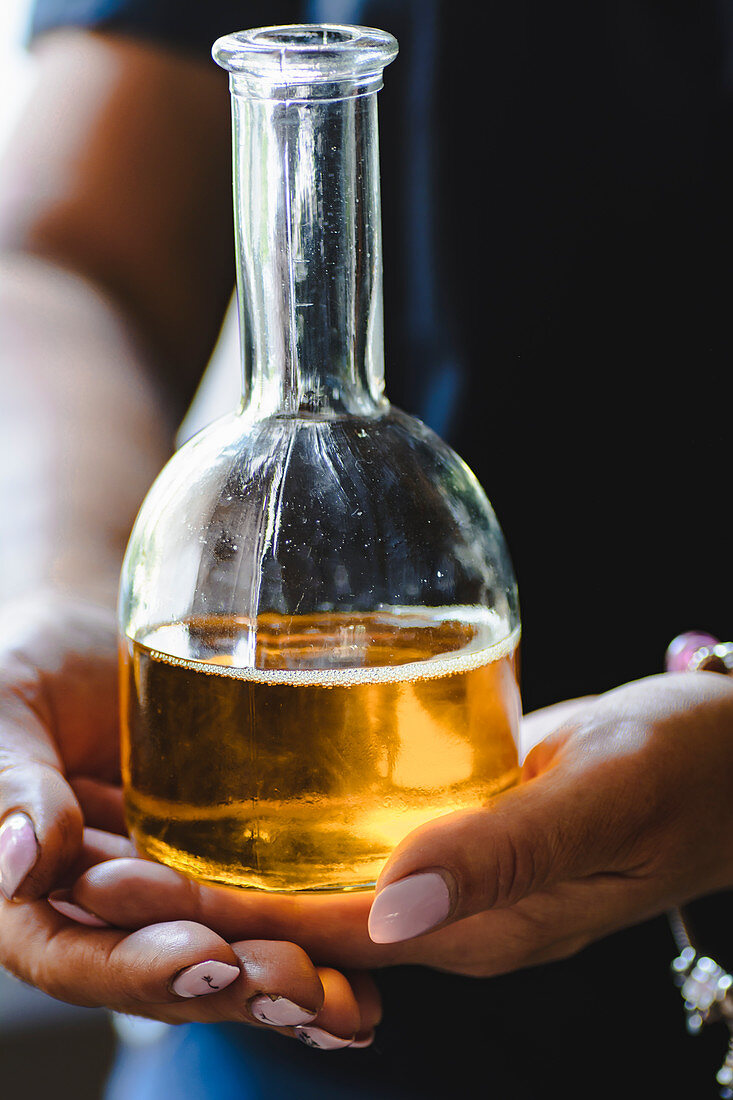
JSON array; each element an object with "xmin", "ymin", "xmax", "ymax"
[
  {"xmin": 294, "ymin": 1026, "xmax": 354, "ymax": 1050},
  {"xmin": 170, "ymin": 960, "xmax": 240, "ymax": 998},
  {"xmin": 250, "ymin": 993, "xmax": 317, "ymax": 1027},
  {"xmin": 0, "ymin": 812, "xmax": 39, "ymax": 901}
]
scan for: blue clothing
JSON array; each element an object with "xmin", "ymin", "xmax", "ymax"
[{"xmin": 29, "ymin": 1, "xmax": 733, "ymax": 1096}]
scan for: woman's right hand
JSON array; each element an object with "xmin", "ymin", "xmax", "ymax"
[{"xmin": 0, "ymin": 593, "xmax": 379, "ymax": 1046}]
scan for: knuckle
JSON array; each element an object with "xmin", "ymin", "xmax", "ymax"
[
  {"xmin": 29, "ymin": 927, "xmax": 101, "ymax": 1007},
  {"xmin": 0, "ymin": 655, "xmax": 48, "ymax": 729},
  {"xmin": 107, "ymin": 939, "xmax": 160, "ymax": 1006},
  {"xmin": 483, "ymin": 827, "xmax": 539, "ymax": 909}
]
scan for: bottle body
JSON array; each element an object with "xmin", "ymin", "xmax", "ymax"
[
  {"xmin": 119, "ymin": 405, "xmax": 521, "ymax": 891},
  {"xmin": 121, "ymin": 607, "xmax": 519, "ymax": 892},
  {"xmin": 118, "ymin": 26, "xmax": 521, "ymax": 892}
]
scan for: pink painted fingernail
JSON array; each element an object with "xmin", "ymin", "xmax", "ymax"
[
  {"xmin": 294, "ymin": 1026, "xmax": 354, "ymax": 1050},
  {"xmin": 368, "ymin": 871, "xmax": 451, "ymax": 944},
  {"xmin": 48, "ymin": 889, "xmax": 110, "ymax": 928},
  {"xmin": 0, "ymin": 812, "xmax": 39, "ymax": 900},
  {"xmin": 170, "ymin": 960, "xmax": 240, "ymax": 998},
  {"xmin": 249, "ymin": 994, "xmax": 317, "ymax": 1027}
]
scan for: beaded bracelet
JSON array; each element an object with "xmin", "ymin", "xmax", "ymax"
[{"xmin": 665, "ymin": 632, "xmax": 733, "ymax": 1097}]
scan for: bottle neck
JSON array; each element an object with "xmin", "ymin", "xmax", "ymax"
[{"xmin": 232, "ymin": 84, "xmax": 387, "ymax": 418}]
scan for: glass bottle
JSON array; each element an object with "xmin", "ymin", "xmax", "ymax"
[{"xmin": 118, "ymin": 24, "xmax": 521, "ymax": 893}]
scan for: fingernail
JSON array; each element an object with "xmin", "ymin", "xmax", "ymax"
[
  {"xmin": 294, "ymin": 1026, "xmax": 354, "ymax": 1050},
  {"xmin": 249, "ymin": 994, "xmax": 317, "ymax": 1027},
  {"xmin": 170, "ymin": 960, "xmax": 240, "ymax": 998},
  {"xmin": 48, "ymin": 889, "xmax": 110, "ymax": 928},
  {"xmin": 0, "ymin": 812, "xmax": 39, "ymax": 900},
  {"xmin": 368, "ymin": 871, "xmax": 451, "ymax": 944},
  {"xmin": 351, "ymin": 1031, "xmax": 376, "ymax": 1049}
]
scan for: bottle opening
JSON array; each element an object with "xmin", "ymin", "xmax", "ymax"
[{"xmin": 253, "ymin": 28, "xmax": 355, "ymax": 47}]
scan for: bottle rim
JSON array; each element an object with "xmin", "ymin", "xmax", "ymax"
[{"xmin": 212, "ymin": 23, "xmax": 398, "ymax": 84}]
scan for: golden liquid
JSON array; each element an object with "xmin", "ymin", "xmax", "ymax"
[{"xmin": 120, "ymin": 611, "xmax": 521, "ymax": 892}]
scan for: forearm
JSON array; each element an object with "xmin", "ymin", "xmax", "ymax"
[
  {"xmin": 0, "ymin": 31, "xmax": 235, "ymax": 608},
  {"xmin": 0, "ymin": 254, "xmax": 173, "ymax": 607}
]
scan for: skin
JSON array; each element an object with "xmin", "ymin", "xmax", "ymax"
[{"xmin": 2, "ymin": 28, "xmax": 733, "ymax": 1048}]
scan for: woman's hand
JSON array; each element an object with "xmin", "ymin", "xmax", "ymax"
[
  {"xmin": 60, "ymin": 672, "xmax": 733, "ymax": 980},
  {"xmin": 365, "ymin": 671, "xmax": 733, "ymax": 972},
  {"xmin": 0, "ymin": 595, "xmax": 379, "ymax": 1046}
]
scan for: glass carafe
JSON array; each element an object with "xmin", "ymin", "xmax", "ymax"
[{"xmin": 118, "ymin": 24, "xmax": 521, "ymax": 893}]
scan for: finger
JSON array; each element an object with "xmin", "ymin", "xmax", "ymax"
[
  {"xmin": 69, "ymin": 778, "xmax": 126, "ymax": 834},
  {"xmin": 0, "ymin": 784, "xmax": 129, "ymax": 902},
  {"xmin": 369, "ymin": 673, "xmax": 733, "ymax": 946},
  {"xmin": 4, "ymin": 907, "xmax": 319, "ymax": 1032},
  {"xmin": 161, "ymin": 952, "xmax": 368, "ymax": 1045},
  {"xmin": 0, "ymin": 596, "xmax": 120, "ymax": 779},
  {"xmin": 228, "ymin": 939, "xmax": 322, "ymax": 1028},
  {"xmin": 292, "ymin": 967, "xmax": 359, "ymax": 1049},
  {"xmin": 0, "ymin": 901, "xmax": 242, "ymax": 1017},
  {"xmin": 0, "ymin": 679, "xmax": 81, "ymax": 900},
  {"xmin": 366, "ymin": 767, "xmax": 622, "ymax": 944},
  {"xmin": 70, "ymin": 858, "xmax": 389, "ymax": 969},
  {"xmin": 52, "ymin": 827, "xmax": 135, "ymax": 895},
  {"xmin": 170, "ymin": 944, "xmax": 373, "ymax": 1045},
  {"xmin": 0, "ymin": 599, "xmax": 120, "ymax": 899},
  {"xmin": 4, "ymin": 889, "xmax": 359, "ymax": 1035},
  {"xmin": 79, "ymin": 827, "xmax": 135, "ymax": 867},
  {"xmin": 56, "ymin": 860, "xmax": 391, "ymax": 1028},
  {"xmin": 0, "ymin": 765, "xmax": 82, "ymax": 901},
  {"xmin": 345, "ymin": 969, "xmax": 382, "ymax": 1045}
]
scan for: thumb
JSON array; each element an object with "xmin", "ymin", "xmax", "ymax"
[
  {"xmin": 0, "ymin": 596, "xmax": 120, "ymax": 901},
  {"xmin": 0, "ymin": 669, "xmax": 83, "ymax": 901},
  {"xmin": 367, "ymin": 771, "xmax": 611, "ymax": 945}
]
